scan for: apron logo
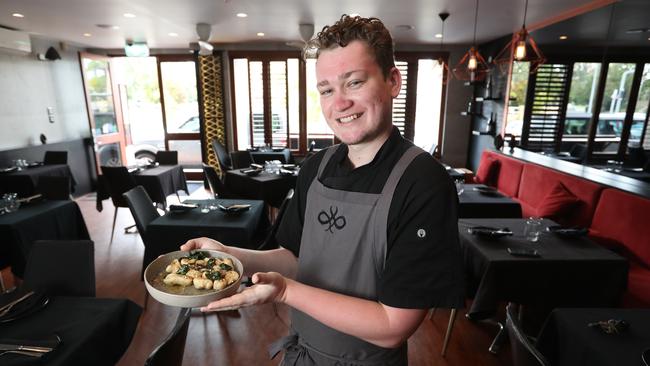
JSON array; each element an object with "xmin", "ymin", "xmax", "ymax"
[{"xmin": 317, "ymin": 206, "xmax": 346, "ymax": 233}]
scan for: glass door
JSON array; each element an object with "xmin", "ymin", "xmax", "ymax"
[
  {"xmin": 79, "ymin": 52, "xmax": 126, "ymax": 170},
  {"xmin": 157, "ymin": 55, "xmax": 201, "ymax": 179}
]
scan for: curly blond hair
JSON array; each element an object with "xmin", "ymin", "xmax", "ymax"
[{"xmin": 304, "ymin": 14, "xmax": 395, "ymax": 78}]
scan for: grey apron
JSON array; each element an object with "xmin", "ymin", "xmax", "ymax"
[{"xmin": 270, "ymin": 145, "xmax": 425, "ymax": 366}]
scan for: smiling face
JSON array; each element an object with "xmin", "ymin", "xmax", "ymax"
[{"xmin": 315, "ymin": 40, "xmax": 401, "ymax": 150}]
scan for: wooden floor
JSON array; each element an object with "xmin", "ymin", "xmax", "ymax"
[{"xmin": 10, "ymin": 188, "xmax": 515, "ymax": 365}]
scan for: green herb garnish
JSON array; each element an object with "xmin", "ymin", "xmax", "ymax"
[
  {"xmin": 188, "ymin": 251, "xmax": 208, "ymax": 260},
  {"xmin": 219, "ymin": 263, "xmax": 232, "ymax": 271},
  {"xmin": 206, "ymin": 271, "xmax": 222, "ymax": 281},
  {"xmin": 176, "ymin": 264, "xmax": 190, "ymax": 275},
  {"xmin": 207, "ymin": 258, "xmax": 216, "ymax": 267}
]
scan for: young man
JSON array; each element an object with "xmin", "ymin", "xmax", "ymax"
[{"xmin": 181, "ymin": 15, "xmax": 464, "ymax": 365}]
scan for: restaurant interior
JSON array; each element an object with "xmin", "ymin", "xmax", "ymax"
[{"xmin": 0, "ymin": 0, "xmax": 649, "ymax": 364}]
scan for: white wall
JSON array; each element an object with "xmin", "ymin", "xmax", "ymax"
[{"xmin": 0, "ymin": 37, "xmax": 89, "ymax": 150}]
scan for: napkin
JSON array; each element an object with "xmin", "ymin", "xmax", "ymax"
[{"xmin": 0, "ymin": 291, "xmax": 49, "ymax": 323}]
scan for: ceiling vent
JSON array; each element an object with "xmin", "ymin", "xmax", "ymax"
[{"xmin": 0, "ymin": 27, "xmax": 31, "ymax": 54}]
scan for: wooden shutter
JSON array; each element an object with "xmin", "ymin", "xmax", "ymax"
[
  {"xmin": 392, "ymin": 61, "xmax": 409, "ymax": 137},
  {"xmin": 522, "ymin": 64, "xmax": 570, "ymax": 151}
]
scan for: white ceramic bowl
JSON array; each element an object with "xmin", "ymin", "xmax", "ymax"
[{"xmin": 144, "ymin": 250, "xmax": 243, "ymax": 308}]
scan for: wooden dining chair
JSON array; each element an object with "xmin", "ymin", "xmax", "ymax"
[
  {"xmin": 144, "ymin": 307, "xmax": 191, "ymax": 366},
  {"xmin": 23, "ymin": 240, "xmax": 95, "ymax": 297},
  {"xmin": 506, "ymin": 303, "xmax": 549, "ymax": 366},
  {"xmin": 101, "ymin": 166, "xmax": 138, "ymax": 244},
  {"xmin": 155, "ymin": 150, "xmax": 178, "ymax": 165},
  {"xmin": 43, "ymin": 150, "xmax": 68, "ymax": 165}
]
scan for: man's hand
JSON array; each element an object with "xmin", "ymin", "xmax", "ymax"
[
  {"xmin": 201, "ymin": 272, "xmax": 287, "ymax": 312},
  {"xmin": 180, "ymin": 237, "xmax": 228, "ymax": 253}
]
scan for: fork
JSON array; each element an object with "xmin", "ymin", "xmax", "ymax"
[
  {"xmin": 0, "ymin": 349, "xmax": 44, "ymax": 357},
  {"xmin": 0, "ymin": 291, "xmax": 34, "ymax": 318}
]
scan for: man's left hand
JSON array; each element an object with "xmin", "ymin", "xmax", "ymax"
[{"xmin": 201, "ymin": 272, "xmax": 287, "ymax": 312}]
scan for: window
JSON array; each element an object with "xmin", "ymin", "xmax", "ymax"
[
  {"xmin": 632, "ymin": 64, "xmax": 650, "ymax": 148},
  {"xmin": 592, "ymin": 63, "xmax": 637, "ymax": 155},
  {"xmin": 230, "ymin": 51, "xmax": 446, "ymax": 155},
  {"xmin": 562, "ymin": 63, "xmax": 602, "ymax": 151},
  {"xmin": 505, "ymin": 61, "xmax": 530, "ymax": 137},
  {"xmin": 231, "ymin": 53, "xmax": 300, "ymax": 151}
]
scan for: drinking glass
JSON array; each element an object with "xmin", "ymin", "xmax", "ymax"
[
  {"xmin": 524, "ymin": 217, "xmax": 542, "ymax": 242},
  {"xmin": 200, "ymin": 204, "xmax": 210, "ymax": 213},
  {"xmin": 455, "ymin": 179, "xmax": 465, "ymax": 196}
]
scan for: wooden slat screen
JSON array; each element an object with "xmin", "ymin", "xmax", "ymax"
[
  {"xmin": 392, "ymin": 61, "xmax": 408, "ymax": 136},
  {"xmin": 522, "ymin": 64, "xmax": 570, "ymax": 151}
]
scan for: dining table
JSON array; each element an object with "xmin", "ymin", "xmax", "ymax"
[
  {"xmin": 460, "ymin": 218, "xmax": 628, "ymax": 321},
  {"xmin": 249, "ymin": 149, "xmax": 292, "ymax": 164},
  {"xmin": 96, "ymin": 164, "xmax": 188, "ymax": 211},
  {"xmin": 458, "ymin": 184, "xmax": 522, "ymax": 218},
  {"xmin": 131, "ymin": 165, "xmax": 188, "ymax": 208},
  {"xmin": 0, "ymin": 164, "xmax": 76, "ymax": 198},
  {"xmin": 225, "ymin": 169, "xmax": 297, "ymax": 208},
  {"xmin": 536, "ymin": 308, "xmax": 650, "ymax": 366},
  {"xmin": 0, "ymin": 294, "xmax": 141, "ymax": 366},
  {"xmin": 143, "ymin": 198, "xmax": 267, "ymax": 275},
  {"xmin": 0, "ymin": 199, "xmax": 90, "ymax": 278}
]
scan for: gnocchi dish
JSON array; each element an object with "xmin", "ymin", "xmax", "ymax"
[{"xmin": 162, "ymin": 251, "xmax": 240, "ymax": 291}]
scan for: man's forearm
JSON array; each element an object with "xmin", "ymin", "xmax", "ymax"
[{"xmin": 282, "ymin": 278, "xmax": 426, "ymax": 348}]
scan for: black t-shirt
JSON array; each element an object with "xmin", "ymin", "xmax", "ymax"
[{"xmin": 276, "ymin": 127, "xmax": 465, "ymax": 309}]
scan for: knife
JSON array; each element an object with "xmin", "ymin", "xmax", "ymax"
[
  {"xmin": 0, "ymin": 291, "xmax": 34, "ymax": 316},
  {"xmin": 0, "ymin": 344, "xmax": 53, "ymax": 353}
]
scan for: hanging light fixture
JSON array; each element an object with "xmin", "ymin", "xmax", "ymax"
[
  {"xmin": 493, "ymin": 0, "xmax": 546, "ymax": 74},
  {"xmin": 436, "ymin": 12, "xmax": 451, "ymax": 84},
  {"xmin": 452, "ymin": 0, "xmax": 489, "ymax": 82}
]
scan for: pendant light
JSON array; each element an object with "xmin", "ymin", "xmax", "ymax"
[
  {"xmin": 493, "ymin": 0, "xmax": 546, "ymax": 74},
  {"xmin": 436, "ymin": 12, "xmax": 451, "ymax": 84},
  {"xmin": 452, "ymin": 0, "xmax": 489, "ymax": 82}
]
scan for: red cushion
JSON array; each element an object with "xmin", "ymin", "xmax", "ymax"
[
  {"xmin": 535, "ymin": 182, "xmax": 580, "ymax": 222},
  {"xmin": 591, "ymin": 189, "xmax": 650, "ymax": 268},
  {"xmin": 475, "ymin": 156, "xmax": 500, "ymax": 186}
]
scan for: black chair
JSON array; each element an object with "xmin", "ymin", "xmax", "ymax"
[
  {"xmin": 144, "ymin": 307, "xmax": 191, "ymax": 366},
  {"xmin": 230, "ymin": 150, "xmax": 253, "ymax": 169},
  {"xmin": 101, "ymin": 166, "xmax": 138, "ymax": 244},
  {"xmin": 569, "ymin": 143, "xmax": 588, "ymax": 163},
  {"xmin": 202, "ymin": 163, "xmax": 238, "ymax": 199},
  {"xmin": 211, "ymin": 139, "xmax": 232, "ymax": 173},
  {"xmin": 37, "ymin": 176, "xmax": 71, "ymax": 200},
  {"xmin": 506, "ymin": 303, "xmax": 549, "ymax": 366},
  {"xmin": 257, "ymin": 188, "xmax": 294, "ymax": 250},
  {"xmin": 626, "ymin": 146, "xmax": 647, "ymax": 168},
  {"xmin": 43, "ymin": 151, "xmax": 68, "ymax": 165},
  {"xmin": 155, "ymin": 150, "xmax": 178, "ymax": 165},
  {"xmin": 123, "ymin": 186, "xmax": 160, "ymax": 246},
  {"xmin": 23, "ymin": 240, "xmax": 95, "ymax": 297}
]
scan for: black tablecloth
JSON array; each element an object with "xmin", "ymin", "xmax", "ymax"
[
  {"xmin": 0, "ymin": 200, "xmax": 90, "ymax": 277},
  {"xmin": 225, "ymin": 170, "xmax": 296, "ymax": 207},
  {"xmin": 132, "ymin": 165, "xmax": 188, "ymax": 207},
  {"xmin": 536, "ymin": 308, "xmax": 650, "ymax": 366},
  {"xmin": 0, "ymin": 296, "xmax": 141, "ymax": 366},
  {"xmin": 458, "ymin": 184, "xmax": 522, "ymax": 218},
  {"xmin": 96, "ymin": 165, "xmax": 188, "ymax": 211},
  {"xmin": 144, "ymin": 199, "xmax": 266, "ymax": 274},
  {"xmin": 460, "ymin": 218, "xmax": 628, "ymax": 320},
  {"xmin": 0, "ymin": 165, "xmax": 76, "ymax": 198},
  {"xmin": 250, "ymin": 150, "xmax": 292, "ymax": 164}
]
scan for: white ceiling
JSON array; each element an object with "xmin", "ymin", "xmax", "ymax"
[{"xmin": 0, "ymin": 0, "xmax": 605, "ymax": 50}]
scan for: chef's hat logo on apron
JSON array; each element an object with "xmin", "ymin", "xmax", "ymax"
[{"xmin": 317, "ymin": 206, "xmax": 347, "ymax": 233}]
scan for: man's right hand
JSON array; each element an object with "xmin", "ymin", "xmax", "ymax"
[{"xmin": 180, "ymin": 237, "xmax": 228, "ymax": 253}]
